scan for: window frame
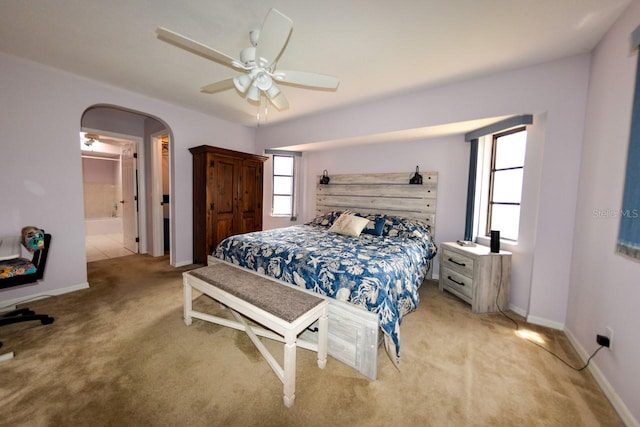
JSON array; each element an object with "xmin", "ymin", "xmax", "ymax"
[
  {"xmin": 485, "ymin": 126, "xmax": 527, "ymax": 241},
  {"xmin": 271, "ymin": 154, "xmax": 295, "ymax": 218}
]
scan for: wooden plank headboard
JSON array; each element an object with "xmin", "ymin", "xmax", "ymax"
[{"xmin": 315, "ymin": 171, "xmax": 438, "ymax": 235}]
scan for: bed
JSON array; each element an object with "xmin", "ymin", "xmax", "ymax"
[{"xmin": 212, "ymin": 171, "xmax": 438, "ymax": 379}]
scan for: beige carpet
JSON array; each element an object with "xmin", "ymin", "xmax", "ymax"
[{"xmin": 0, "ymin": 255, "xmax": 623, "ymax": 426}]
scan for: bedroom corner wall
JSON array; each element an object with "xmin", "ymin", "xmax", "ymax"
[{"xmin": 566, "ymin": 0, "xmax": 640, "ymax": 424}]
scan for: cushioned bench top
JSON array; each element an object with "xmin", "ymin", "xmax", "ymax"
[{"xmin": 189, "ymin": 263, "xmax": 325, "ymax": 323}]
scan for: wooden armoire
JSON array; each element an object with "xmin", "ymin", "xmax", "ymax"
[{"xmin": 189, "ymin": 145, "xmax": 268, "ymax": 265}]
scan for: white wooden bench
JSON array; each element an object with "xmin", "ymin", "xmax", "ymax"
[{"xmin": 182, "ymin": 261, "xmax": 329, "ymax": 407}]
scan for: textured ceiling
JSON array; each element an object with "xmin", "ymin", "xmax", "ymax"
[{"xmin": 0, "ymin": 0, "xmax": 631, "ymax": 129}]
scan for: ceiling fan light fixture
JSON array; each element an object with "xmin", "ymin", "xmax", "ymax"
[
  {"xmin": 254, "ymin": 71, "xmax": 273, "ymax": 91},
  {"xmin": 233, "ymin": 74, "xmax": 252, "ymax": 93},
  {"xmin": 247, "ymin": 84, "xmax": 261, "ymax": 102}
]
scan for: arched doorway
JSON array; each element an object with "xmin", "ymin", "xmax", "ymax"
[{"xmin": 80, "ymin": 105, "xmax": 173, "ymax": 263}]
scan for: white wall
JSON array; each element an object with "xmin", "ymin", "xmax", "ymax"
[
  {"xmin": 0, "ymin": 52, "xmax": 255, "ymax": 303},
  {"xmin": 567, "ymin": 0, "xmax": 640, "ymax": 424},
  {"xmin": 260, "ymin": 138, "xmax": 469, "ymax": 238},
  {"xmin": 257, "ymin": 54, "xmax": 591, "ymax": 324}
]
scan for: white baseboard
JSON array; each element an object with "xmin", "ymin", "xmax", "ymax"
[
  {"xmin": 526, "ymin": 314, "xmax": 564, "ymax": 330},
  {"xmin": 508, "ymin": 304, "xmax": 527, "ymax": 318},
  {"xmin": 174, "ymin": 260, "xmax": 193, "ymax": 268},
  {"xmin": 564, "ymin": 328, "xmax": 639, "ymax": 427},
  {"xmin": 1, "ymin": 282, "xmax": 89, "ymax": 308}
]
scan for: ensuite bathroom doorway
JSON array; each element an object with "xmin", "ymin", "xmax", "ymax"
[
  {"xmin": 81, "ymin": 132, "xmax": 140, "ymax": 262},
  {"xmin": 80, "ymin": 104, "xmax": 174, "ymax": 266}
]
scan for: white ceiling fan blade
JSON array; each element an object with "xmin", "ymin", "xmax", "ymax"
[
  {"xmin": 268, "ymin": 91, "xmax": 289, "ymax": 110},
  {"xmin": 156, "ymin": 27, "xmax": 244, "ymax": 71},
  {"xmin": 254, "ymin": 9, "xmax": 293, "ymax": 69},
  {"xmin": 273, "ymin": 70, "xmax": 339, "ymax": 89},
  {"xmin": 200, "ymin": 78, "xmax": 235, "ymax": 94}
]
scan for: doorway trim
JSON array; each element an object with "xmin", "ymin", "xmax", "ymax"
[{"xmin": 150, "ymin": 130, "xmax": 169, "ymax": 257}]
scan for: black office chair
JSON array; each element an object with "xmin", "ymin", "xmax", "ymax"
[
  {"xmin": 1, "ymin": 233, "xmax": 55, "ymax": 353},
  {"xmin": 1, "ymin": 233, "xmax": 52, "ymax": 288}
]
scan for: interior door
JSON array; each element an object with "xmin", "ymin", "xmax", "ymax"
[{"xmin": 121, "ymin": 144, "xmax": 138, "ymax": 253}]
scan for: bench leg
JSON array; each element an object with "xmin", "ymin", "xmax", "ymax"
[
  {"xmin": 283, "ymin": 337, "xmax": 296, "ymax": 408},
  {"xmin": 317, "ymin": 306, "xmax": 328, "ymax": 369},
  {"xmin": 183, "ymin": 278, "xmax": 193, "ymax": 326},
  {"xmin": 0, "ymin": 352, "xmax": 15, "ymax": 363}
]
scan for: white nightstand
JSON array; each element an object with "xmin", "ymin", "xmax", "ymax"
[{"xmin": 438, "ymin": 242, "xmax": 511, "ymax": 314}]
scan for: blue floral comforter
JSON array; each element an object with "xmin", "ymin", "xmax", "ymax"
[{"xmin": 214, "ymin": 212, "xmax": 437, "ymax": 362}]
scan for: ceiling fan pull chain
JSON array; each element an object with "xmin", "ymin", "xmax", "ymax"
[
  {"xmin": 256, "ymin": 97, "xmax": 260, "ymax": 127},
  {"xmin": 264, "ymin": 98, "xmax": 268, "ymax": 124}
]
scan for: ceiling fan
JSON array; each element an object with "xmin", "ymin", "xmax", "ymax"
[
  {"xmin": 156, "ymin": 8, "xmax": 339, "ymax": 110},
  {"xmin": 83, "ymin": 133, "xmax": 100, "ymax": 147}
]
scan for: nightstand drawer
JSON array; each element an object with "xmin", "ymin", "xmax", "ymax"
[
  {"xmin": 441, "ymin": 268, "xmax": 473, "ymax": 299},
  {"xmin": 442, "ymin": 249, "xmax": 474, "ymax": 278}
]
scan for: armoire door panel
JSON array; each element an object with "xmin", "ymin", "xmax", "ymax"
[
  {"xmin": 240, "ymin": 160, "xmax": 264, "ymax": 233},
  {"xmin": 241, "ymin": 161, "xmax": 260, "ymax": 212},
  {"xmin": 214, "ymin": 158, "xmax": 238, "ymax": 214}
]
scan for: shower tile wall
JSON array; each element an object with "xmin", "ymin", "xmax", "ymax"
[
  {"xmin": 82, "ymin": 157, "xmax": 121, "ymax": 218},
  {"xmin": 84, "ymin": 182, "xmax": 118, "ymax": 217}
]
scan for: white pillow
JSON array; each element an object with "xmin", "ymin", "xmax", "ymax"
[{"xmin": 328, "ymin": 213, "xmax": 370, "ymax": 237}]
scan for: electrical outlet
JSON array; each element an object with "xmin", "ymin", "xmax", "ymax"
[
  {"xmin": 605, "ymin": 327, "xmax": 614, "ymax": 350},
  {"xmin": 596, "ymin": 334, "xmax": 610, "ymax": 347}
]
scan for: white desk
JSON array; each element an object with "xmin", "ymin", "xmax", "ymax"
[{"xmin": 0, "ymin": 236, "xmax": 21, "ymax": 261}]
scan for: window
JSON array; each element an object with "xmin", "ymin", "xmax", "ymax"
[
  {"xmin": 486, "ymin": 128, "xmax": 526, "ymax": 240},
  {"xmin": 617, "ymin": 26, "xmax": 640, "ymax": 259},
  {"xmin": 272, "ymin": 155, "xmax": 294, "ymax": 217},
  {"xmin": 464, "ymin": 115, "xmax": 532, "ymax": 243}
]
